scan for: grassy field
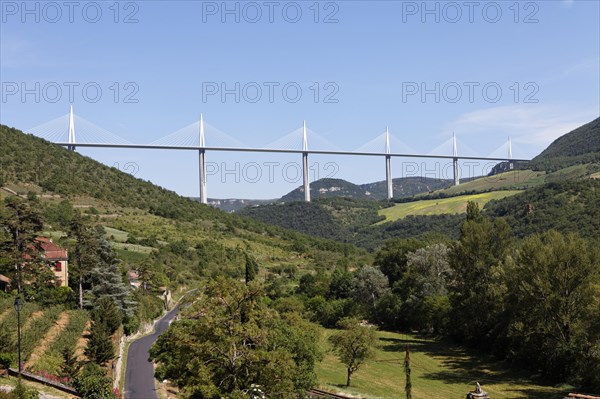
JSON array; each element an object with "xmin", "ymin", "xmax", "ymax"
[
  {"xmin": 316, "ymin": 329, "xmax": 570, "ymax": 399},
  {"xmin": 427, "ymin": 170, "xmax": 545, "ymax": 196},
  {"xmin": 379, "ymin": 191, "xmax": 521, "ymax": 222}
]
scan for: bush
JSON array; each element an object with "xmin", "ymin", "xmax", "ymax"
[
  {"xmin": 13, "ymin": 379, "xmax": 38, "ymax": 399},
  {"xmin": 0, "ymin": 353, "xmax": 13, "ymax": 370},
  {"xmin": 74, "ymin": 363, "xmax": 116, "ymax": 399}
]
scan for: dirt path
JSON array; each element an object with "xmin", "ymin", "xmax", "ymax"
[
  {"xmin": 25, "ymin": 311, "xmax": 70, "ymax": 370},
  {"xmin": 22, "ymin": 310, "xmax": 44, "ymax": 331},
  {"xmin": 74, "ymin": 320, "xmax": 91, "ymax": 362}
]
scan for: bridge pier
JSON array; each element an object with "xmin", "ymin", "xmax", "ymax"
[
  {"xmin": 385, "ymin": 128, "xmax": 393, "ymax": 200},
  {"xmin": 68, "ymin": 105, "xmax": 76, "ymax": 151},
  {"xmin": 199, "ymin": 150, "xmax": 207, "ymax": 204},
  {"xmin": 302, "ymin": 152, "xmax": 310, "ymax": 202},
  {"xmin": 452, "ymin": 132, "xmax": 459, "ymax": 186},
  {"xmin": 199, "ymin": 114, "xmax": 208, "ymax": 204},
  {"xmin": 508, "ymin": 136, "xmax": 514, "ymax": 170},
  {"xmin": 453, "ymin": 157, "xmax": 460, "ymax": 186},
  {"xmin": 302, "ymin": 121, "xmax": 310, "ymax": 202},
  {"xmin": 386, "ymin": 156, "xmax": 393, "ymax": 199}
]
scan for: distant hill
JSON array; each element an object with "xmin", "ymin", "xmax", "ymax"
[
  {"xmin": 361, "ymin": 176, "xmax": 452, "ymax": 199},
  {"xmin": 490, "ymin": 117, "xmax": 600, "ymax": 175},
  {"xmin": 530, "ymin": 117, "xmax": 600, "ymax": 171},
  {"xmin": 189, "ymin": 198, "xmax": 274, "ymax": 212},
  {"xmin": 280, "ymin": 178, "xmax": 368, "ymax": 202},
  {"xmin": 280, "ymin": 177, "xmax": 451, "ymax": 202}
]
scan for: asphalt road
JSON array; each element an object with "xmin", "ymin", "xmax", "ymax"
[{"xmin": 124, "ymin": 304, "xmax": 180, "ymax": 399}]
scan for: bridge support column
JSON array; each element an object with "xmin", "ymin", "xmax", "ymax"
[
  {"xmin": 385, "ymin": 127, "xmax": 393, "ymax": 200},
  {"xmin": 453, "ymin": 157, "xmax": 460, "ymax": 186},
  {"xmin": 199, "ymin": 149, "xmax": 207, "ymax": 204},
  {"xmin": 198, "ymin": 114, "xmax": 207, "ymax": 204},
  {"xmin": 452, "ymin": 132, "xmax": 459, "ymax": 186},
  {"xmin": 508, "ymin": 136, "xmax": 514, "ymax": 170},
  {"xmin": 68, "ymin": 105, "xmax": 76, "ymax": 151},
  {"xmin": 302, "ymin": 152, "xmax": 310, "ymax": 202},
  {"xmin": 302, "ymin": 121, "xmax": 310, "ymax": 202},
  {"xmin": 386, "ymin": 155, "xmax": 393, "ymax": 200}
]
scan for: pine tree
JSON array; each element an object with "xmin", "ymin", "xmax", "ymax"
[
  {"xmin": 0, "ymin": 196, "xmax": 44, "ymax": 294},
  {"xmin": 85, "ymin": 321, "xmax": 114, "ymax": 365},
  {"xmin": 244, "ymin": 253, "xmax": 259, "ymax": 284},
  {"xmin": 68, "ymin": 214, "xmax": 97, "ymax": 309},
  {"xmin": 60, "ymin": 348, "xmax": 80, "ymax": 379},
  {"xmin": 91, "ymin": 296, "xmax": 122, "ymax": 335}
]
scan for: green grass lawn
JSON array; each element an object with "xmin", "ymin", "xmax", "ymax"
[
  {"xmin": 379, "ymin": 191, "xmax": 521, "ymax": 222},
  {"xmin": 316, "ymin": 329, "xmax": 570, "ymax": 399}
]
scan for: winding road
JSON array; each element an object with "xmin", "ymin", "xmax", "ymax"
[{"xmin": 124, "ymin": 305, "xmax": 179, "ymax": 399}]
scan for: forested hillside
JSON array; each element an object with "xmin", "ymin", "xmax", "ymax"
[
  {"xmin": 280, "ymin": 178, "xmax": 371, "ymax": 201},
  {"xmin": 484, "ymin": 179, "xmax": 600, "ymax": 239},
  {"xmin": 530, "ymin": 117, "xmax": 600, "ymax": 171},
  {"xmin": 360, "ymin": 176, "xmax": 451, "ymax": 199},
  {"xmin": 0, "ymin": 125, "xmax": 221, "ymax": 221},
  {"xmin": 280, "ymin": 177, "xmax": 451, "ymax": 202}
]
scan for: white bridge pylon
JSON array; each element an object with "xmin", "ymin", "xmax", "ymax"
[
  {"xmin": 26, "ymin": 108, "xmax": 525, "ymax": 204},
  {"xmin": 27, "ymin": 107, "xmax": 131, "ymax": 147}
]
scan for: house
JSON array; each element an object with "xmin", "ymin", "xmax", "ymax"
[
  {"xmin": 0, "ymin": 274, "xmax": 11, "ymax": 292},
  {"xmin": 35, "ymin": 237, "xmax": 69, "ymax": 287}
]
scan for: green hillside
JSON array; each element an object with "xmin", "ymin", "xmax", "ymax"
[
  {"xmin": 530, "ymin": 117, "xmax": 600, "ymax": 171},
  {"xmin": 0, "ymin": 124, "xmax": 357, "ymax": 287},
  {"xmin": 380, "ymin": 191, "xmax": 522, "ymax": 222},
  {"xmin": 430, "ymin": 170, "xmax": 546, "ymax": 196},
  {"xmin": 240, "ymin": 197, "xmax": 385, "ymax": 242},
  {"xmin": 484, "ymin": 179, "xmax": 600, "ymax": 239},
  {"xmin": 360, "ymin": 176, "xmax": 451, "ymax": 199},
  {"xmin": 280, "ymin": 177, "xmax": 451, "ymax": 202},
  {"xmin": 281, "ymin": 178, "xmax": 370, "ymax": 202}
]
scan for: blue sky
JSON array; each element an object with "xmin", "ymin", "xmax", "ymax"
[{"xmin": 1, "ymin": 0, "xmax": 599, "ymax": 199}]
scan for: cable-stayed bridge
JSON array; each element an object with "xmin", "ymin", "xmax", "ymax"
[{"xmin": 26, "ymin": 107, "xmax": 529, "ymax": 204}]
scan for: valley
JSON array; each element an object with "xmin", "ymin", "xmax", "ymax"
[{"xmin": 1, "ymin": 117, "xmax": 599, "ymax": 399}]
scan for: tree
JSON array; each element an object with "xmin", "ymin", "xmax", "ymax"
[
  {"xmin": 328, "ymin": 268, "xmax": 355, "ymax": 300},
  {"xmin": 507, "ymin": 230, "xmax": 600, "ymax": 383},
  {"xmin": 60, "ymin": 348, "xmax": 80, "ymax": 379},
  {"xmin": 399, "ymin": 244, "xmax": 452, "ymax": 332},
  {"xmin": 85, "ymin": 321, "xmax": 115, "ymax": 365},
  {"xmin": 244, "ymin": 252, "xmax": 259, "ymax": 284},
  {"xmin": 448, "ymin": 215, "xmax": 512, "ymax": 346},
  {"xmin": 74, "ymin": 363, "xmax": 116, "ymax": 399},
  {"xmin": 0, "ymin": 196, "xmax": 44, "ymax": 294},
  {"xmin": 68, "ymin": 214, "xmax": 97, "ymax": 309},
  {"xmin": 69, "ymin": 217, "xmax": 134, "ymax": 315},
  {"xmin": 329, "ymin": 318, "xmax": 377, "ymax": 387},
  {"xmin": 374, "ymin": 238, "xmax": 423, "ymax": 285},
  {"xmin": 404, "ymin": 345, "xmax": 412, "ymax": 399},
  {"xmin": 87, "ymin": 234, "xmax": 135, "ymax": 317},
  {"xmin": 91, "ymin": 296, "xmax": 122, "ymax": 335},
  {"xmin": 353, "ymin": 265, "xmax": 389, "ymax": 314},
  {"xmin": 150, "ymin": 277, "xmax": 321, "ymax": 398}
]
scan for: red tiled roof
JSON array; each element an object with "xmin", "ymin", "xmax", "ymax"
[{"xmin": 26, "ymin": 237, "xmax": 68, "ymax": 261}]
